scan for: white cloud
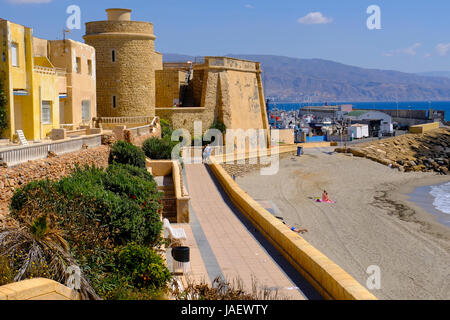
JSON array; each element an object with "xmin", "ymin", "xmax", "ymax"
[
  {"xmin": 7, "ymin": 0, "xmax": 52, "ymax": 3},
  {"xmin": 244, "ymin": 4, "xmax": 254, "ymax": 9},
  {"xmin": 435, "ymin": 43, "xmax": 450, "ymax": 56},
  {"xmin": 383, "ymin": 43, "xmax": 421, "ymax": 57},
  {"xmin": 298, "ymin": 12, "xmax": 332, "ymax": 25}
]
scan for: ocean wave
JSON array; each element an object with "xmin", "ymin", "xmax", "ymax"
[{"xmin": 430, "ymin": 182, "xmax": 450, "ymax": 215}]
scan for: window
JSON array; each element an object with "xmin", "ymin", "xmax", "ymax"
[
  {"xmin": 111, "ymin": 50, "xmax": 116, "ymax": 62},
  {"xmin": 87, "ymin": 59, "xmax": 92, "ymax": 76},
  {"xmin": 75, "ymin": 57, "xmax": 81, "ymax": 73},
  {"xmin": 2, "ymin": 52, "xmax": 5, "ymax": 63},
  {"xmin": 41, "ymin": 101, "xmax": 51, "ymax": 124},
  {"xmin": 11, "ymin": 43, "xmax": 19, "ymax": 67},
  {"xmin": 112, "ymin": 96, "xmax": 117, "ymax": 109},
  {"xmin": 82, "ymin": 100, "xmax": 91, "ymax": 121}
]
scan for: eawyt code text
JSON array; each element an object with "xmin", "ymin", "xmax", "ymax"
[{"xmin": 180, "ymin": 304, "xmax": 269, "ymax": 318}]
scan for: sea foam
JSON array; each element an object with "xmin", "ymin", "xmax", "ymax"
[{"xmin": 430, "ymin": 182, "xmax": 450, "ymax": 215}]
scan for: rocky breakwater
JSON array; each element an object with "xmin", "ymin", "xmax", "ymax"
[
  {"xmin": 335, "ymin": 128, "xmax": 450, "ymax": 175},
  {"xmin": 0, "ymin": 145, "xmax": 110, "ymax": 227}
]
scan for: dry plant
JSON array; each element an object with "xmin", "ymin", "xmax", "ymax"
[
  {"xmin": 0, "ymin": 214, "xmax": 100, "ymax": 300},
  {"xmin": 170, "ymin": 275, "xmax": 289, "ymax": 300}
]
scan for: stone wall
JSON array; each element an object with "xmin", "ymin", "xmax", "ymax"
[
  {"xmin": 0, "ymin": 278, "xmax": 81, "ymax": 300},
  {"xmin": 0, "ymin": 145, "xmax": 110, "ymax": 222},
  {"xmin": 124, "ymin": 125, "xmax": 162, "ymax": 147},
  {"xmin": 155, "ymin": 70, "xmax": 186, "ymax": 108}
]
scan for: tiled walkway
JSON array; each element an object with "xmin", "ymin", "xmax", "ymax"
[{"xmin": 181, "ymin": 164, "xmax": 321, "ymax": 300}]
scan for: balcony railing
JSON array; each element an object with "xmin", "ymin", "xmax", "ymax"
[
  {"xmin": 0, "ymin": 134, "xmax": 102, "ymax": 167},
  {"xmin": 95, "ymin": 116, "xmax": 155, "ymax": 126}
]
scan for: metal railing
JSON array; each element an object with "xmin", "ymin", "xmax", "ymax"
[{"xmin": 0, "ymin": 134, "xmax": 102, "ymax": 167}]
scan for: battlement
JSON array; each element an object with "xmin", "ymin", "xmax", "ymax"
[{"xmin": 195, "ymin": 56, "xmax": 261, "ymax": 73}]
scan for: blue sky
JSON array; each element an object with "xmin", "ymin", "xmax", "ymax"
[{"xmin": 1, "ymin": 0, "xmax": 450, "ymax": 73}]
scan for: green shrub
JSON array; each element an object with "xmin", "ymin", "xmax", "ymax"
[
  {"xmin": 11, "ymin": 164, "xmax": 163, "ymax": 250},
  {"xmin": 10, "ymin": 179, "xmax": 53, "ymax": 214},
  {"xmin": 104, "ymin": 164, "xmax": 159, "ymax": 205},
  {"xmin": 9, "ymin": 164, "xmax": 166, "ymax": 300},
  {"xmin": 108, "ymin": 141, "xmax": 146, "ymax": 169},
  {"xmin": 142, "ymin": 135, "xmax": 179, "ymax": 160},
  {"xmin": 115, "ymin": 243, "xmax": 171, "ymax": 289},
  {"xmin": 210, "ymin": 120, "xmax": 226, "ymax": 134},
  {"xmin": 160, "ymin": 119, "xmax": 173, "ymax": 139},
  {"xmin": 57, "ymin": 165, "xmax": 162, "ymax": 246}
]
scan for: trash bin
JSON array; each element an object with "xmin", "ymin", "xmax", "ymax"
[
  {"xmin": 297, "ymin": 146, "xmax": 303, "ymax": 156},
  {"xmin": 171, "ymin": 246, "xmax": 190, "ymax": 274}
]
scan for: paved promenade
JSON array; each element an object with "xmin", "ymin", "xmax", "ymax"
[{"xmin": 179, "ymin": 163, "xmax": 321, "ymax": 300}]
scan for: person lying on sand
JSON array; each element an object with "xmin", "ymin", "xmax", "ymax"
[
  {"xmin": 322, "ymin": 190, "xmax": 331, "ymax": 202},
  {"xmin": 283, "ymin": 222, "xmax": 308, "ymax": 234},
  {"xmin": 315, "ymin": 190, "xmax": 335, "ymax": 203}
]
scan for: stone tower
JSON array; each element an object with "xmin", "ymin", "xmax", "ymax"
[{"xmin": 84, "ymin": 8, "xmax": 162, "ymax": 118}]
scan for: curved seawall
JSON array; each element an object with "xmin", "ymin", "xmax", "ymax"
[{"xmin": 208, "ymin": 146, "xmax": 377, "ymax": 300}]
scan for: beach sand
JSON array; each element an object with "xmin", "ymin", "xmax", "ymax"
[{"xmin": 235, "ymin": 147, "xmax": 450, "ymax": 300}]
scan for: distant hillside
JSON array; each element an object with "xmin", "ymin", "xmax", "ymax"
[
  {"xmin": 163, "ymin": 53, "xmax": 450, "ymax": 102},
  {"xmin": 417, "ymin": 71, "xmax": 450, "ymax": 79}
]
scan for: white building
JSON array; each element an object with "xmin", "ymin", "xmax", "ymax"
[
  {"xmin": 348, "ymin": 124, "xmax": 369, "ymax": 139},
  {"xmin": 345, "ymin": 110, "xmax": 394, "ymax": 135}
]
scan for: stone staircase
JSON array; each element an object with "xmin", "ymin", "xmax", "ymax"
[{"xmin": 156, "ymin": 175, "xmax": 177, "ymax": 223}]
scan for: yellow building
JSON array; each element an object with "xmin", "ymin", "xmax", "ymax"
[
  {"xmin": 0, "ymin": 19, "xmax": 97, "ymax": 142},
  {"xmin": 48, "ymin": 40, "xmax": 97, "ymax": 129}
]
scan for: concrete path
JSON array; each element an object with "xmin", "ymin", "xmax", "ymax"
[{"xmin": 182, "ymin": 163, "xmax": 321, "ymax": 300}]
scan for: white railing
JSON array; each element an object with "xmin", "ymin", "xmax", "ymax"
[
  {"xmin": 125, "ymin": 117, "xmax": 160, "ymax": 139},
  {"xmin": 0, "ymin": 134, "xmax": 102, "ymax": 167},
  {"xmin": 96, "ymin": 116, "xmax": 155, "ymax": 125}
]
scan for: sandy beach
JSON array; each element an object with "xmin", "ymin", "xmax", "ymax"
[{"xmin": 235, "ymin": 147, "xmax": 450, "ymax": 300}]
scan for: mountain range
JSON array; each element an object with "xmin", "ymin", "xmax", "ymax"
[{"xmin": 163, "ymin": 53, "xmax": 450, "ymax": 102}]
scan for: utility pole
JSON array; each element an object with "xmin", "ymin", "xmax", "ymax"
[{"xmin": 63, "ymin": 29, "xmax": 71, "ymax": 51}]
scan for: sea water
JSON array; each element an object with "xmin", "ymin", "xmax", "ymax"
[
  {"xmin": 410, "ymin": 182, "xmax": 450, "ymax": 227},
  {"xmin": 430, "ymin": 182, "xmax": 450, "ymax": 215}
]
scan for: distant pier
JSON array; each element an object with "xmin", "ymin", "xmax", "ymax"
[{"xmin": 297, "ymin": 105, "xmax": 445, "ymax": 126}]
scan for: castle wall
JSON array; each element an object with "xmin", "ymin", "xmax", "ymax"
[
  {"xmin": 155, "ymin": 69, "xmax": 186, "ymax": 108},
  {"xmin": 155, "ymin": 57, "xmax": 270, "ymax": 146}
]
